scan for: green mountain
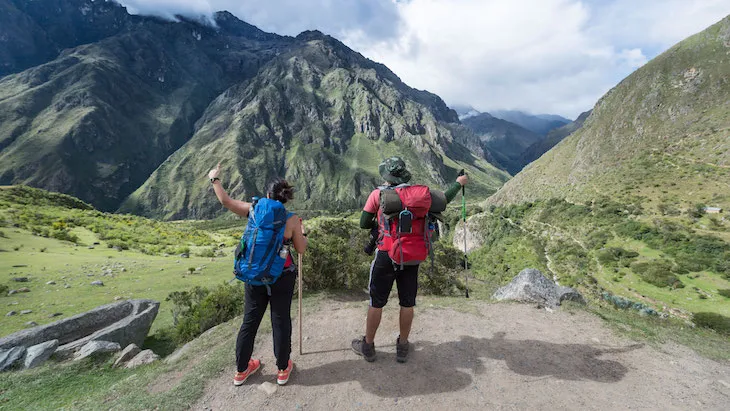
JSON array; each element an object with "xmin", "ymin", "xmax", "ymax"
[
  {"xmin": 0, "ymin": 0, "xmax": 132, "ymax": 77},
  {"xmin": 120, "ymin": 31, "xmax": 509, "ymax": 219},
  {"xmin": 518, "ymin": 110, "xmax": 591, "ymax": 166},
  {"xmin": 0, "ymin": 1, "xmax": 509, "ymax": 217},
  {"xmin": 0, "ymin": 10, "xmax": 291, "ymax": 211},
  {"xmin": 461, "ymin": 112, "xmax": 543, "ymax": 174},
  {"xmin": 491, "ymin": 110, "xmax": 570, "ymax": 136},
  {"xmin": 489, "ymin": 15, "xmax": 730, "ymax": 214}
]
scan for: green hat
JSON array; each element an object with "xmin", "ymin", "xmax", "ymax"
[{"xmin": 379, "ymin": 156, "xmax": 412, "ymax": 185}]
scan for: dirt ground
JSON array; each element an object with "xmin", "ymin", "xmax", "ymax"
[{"xmin": 192, "ymin": 300, "xmax": 730, "ymax": 410}]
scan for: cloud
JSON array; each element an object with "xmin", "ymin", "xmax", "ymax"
[
  {"xmin": 345, "ymin": 0, "xmax": 728, "ymax": 118},
  {"xmin": 116, "ymin": 0, "xmax": 730, "ymax": 119},
  {"xmin": 116, "ymin": 0, "xmax": 401, "ymax": 39}
]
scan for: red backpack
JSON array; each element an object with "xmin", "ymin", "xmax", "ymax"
[{"xmin": 377, "ymin": 185, "xmax": 432, "ymax": 267}]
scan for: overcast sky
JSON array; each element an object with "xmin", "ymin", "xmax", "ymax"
[{"xmin": 117, "ymin": 0, "xmax": 730, "ymax": 119}]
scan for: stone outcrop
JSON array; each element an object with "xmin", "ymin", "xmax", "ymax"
[
  {"xmin": 125, "ymin": 349, "xmax": 159, "ymax": 369},
  {"xmin": 74, "ymin": 341, "xmax": 121, "ymax": 361},
  {"xmin": 452, "ymin": 214, "xmax": 491, "ymax": 254},
  {"xmin": 0, "ymin": 347, "xmax": 26, "ymax": 372},
  {"xmin": 114, "ymin": 344, "xmax": 142, "ymax": 368},
  {"xmin": 0, "ymin": 299, "xmax": 159, "ymax": 371},
  {"xmin": 493, "ymin": 268, "xmax": 585, "ymax": 308},
  {"xmin": 24, "ymin": 340, "xmax": 59, "ymax": 369}
]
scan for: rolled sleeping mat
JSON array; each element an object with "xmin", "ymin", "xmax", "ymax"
[
  {"xmin": 380, "ymin": 189, "xmax": 403, "ymax": 215},
  {"xmin": 429, "ymin": 189, "xmax": 447, "ymax": 213}
]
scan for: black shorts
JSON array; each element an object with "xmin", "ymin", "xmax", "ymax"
[{"xmin": 369, "ymin": 250, "xmax": 419, "ymax": 308}]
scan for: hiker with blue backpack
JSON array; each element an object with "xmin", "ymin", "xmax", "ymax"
[
  {"xmin": 208, "ymin": 163, "xmax": 307, "ymax": 387},
  {"xmin": 352, "ymin": 157, "xmax": 468, "ymax": 363}
]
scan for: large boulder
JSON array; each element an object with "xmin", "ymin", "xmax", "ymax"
[
  {"xmin": 24, "ymin": 340, "xmax": 59, "ymax": 369},
  {"xmin": 452, "ymin": 214, "xmax": 491, "ymax": 253},
  {"xmin": 0, "ymin": 300, "xmax": 159, "ymax": 359},
  {"xmin": 493, "ymin": 268, "xmax": 585, "ymax": 308},
  {"xmin": 0, "ymin": 347, "xmax": 26, "ymax": 372}
]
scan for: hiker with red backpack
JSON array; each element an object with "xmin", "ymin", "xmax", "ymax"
[
  {"xmin": 352, "ymin": 157, "xmax": 469, "ymax": 363},
  {"xmin": 208, "ymin": 163, "xmax": 307, "ymax": 386}
]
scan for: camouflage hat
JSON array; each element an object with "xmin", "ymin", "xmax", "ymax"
[{"xmin": 378, "ymin": 156, "xmax": 412, "ymax": 185}]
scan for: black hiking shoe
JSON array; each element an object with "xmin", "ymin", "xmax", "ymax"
[
  {"xmin": 351, "ymin": 336, "xmax": 376, "ymax": 362},
  {"xmin": 396, "ymin": 336, "xmax": 410, "ymax": 363}
]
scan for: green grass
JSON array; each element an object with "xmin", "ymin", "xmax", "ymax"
[
  {"xmin": 463, "ymin": 199, "xmax": 730, "ymax": 319},
  {"xmin": 0, "ymin": 311, "xmax": 266, "ymax": 410},
  {"xmin": 0, "ymin": 228, "xmax": 233, "ymax": 337},
  {"xmin": 586, "ymin": 303, "xmax": 730, "ymax": 361}
]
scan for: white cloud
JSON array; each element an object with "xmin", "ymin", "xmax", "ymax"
[{"xmin": 116, "ymin": 0, "xmax": 730, "ymax": 119}]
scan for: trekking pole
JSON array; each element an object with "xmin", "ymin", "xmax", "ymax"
[
  {"xmin": 298, "ymin": 218, "xmax": 304, "ymax": 355},
  {"xmin": 459, "ymin": 169, "xmax": 469, "ymax": 298},
  {"xmin": 298, "ymin": 251, "xmax": 303, "ymax": 355}
]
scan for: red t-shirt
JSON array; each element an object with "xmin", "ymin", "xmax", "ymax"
[{"xmin": 363, "ymin": 189, "xmax": 380, "ymax": 213}]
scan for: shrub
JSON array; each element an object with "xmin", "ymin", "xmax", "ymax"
[
  {"xmin": 630, "ymin": 260, "xmax": 684, "ymax": 288},
  {"xmin": 298, "ymin": 218, "xmax": 371, "ymax": 291},
  {"xmin": 687, "ymin": 203, "xmax": 705, "ymax": 219},
  {"xmin": 0, "ymin": 230, "xmax": 6, "ymax": 238},
  {"xmin": 0, "ymin": 284, "xmax": 8, "ymax": 295},
  {"xmin": 693, "ymin": 312, "xmax": 730, "ymax": 335},
  {"xmin": 196, "ymin": 247, "xmax": 216, "ymax": 258},
  {"xmin": 718, "ymin": 289, "xmax": 730, "ymax": 298},
  {"xmin": 420, "ymin": 243, "xmax": 466, "ymax": 296},
  {"xmin": 107, "ymin": 239, "xmax": 130, "ymax": 250},
  {"xmin": 166, "ymin": 283, "xmax": 246, "ymax": 343},
  {"xmin": 596, "ymin": 247, "xmax": 639, "ymax": 266}
]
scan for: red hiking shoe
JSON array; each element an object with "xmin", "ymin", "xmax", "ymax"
[
  {"xmin": 233, "ymin": 359, "xmax": 261, "ymax": 386},
  {"xmin": 277, "ymin": 360, "xmax": 294, "ymax": 385}
]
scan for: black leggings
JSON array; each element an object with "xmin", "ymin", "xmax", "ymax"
[{"xmin": 235, "ymin": 269, "xmax": 296, "ymax": 371}]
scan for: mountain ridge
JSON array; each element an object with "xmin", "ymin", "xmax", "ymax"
[{"xmin": 488, "ymin": 15, "xmax": 730, "ymax": 213}]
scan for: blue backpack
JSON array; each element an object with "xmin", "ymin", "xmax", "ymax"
[{"xmin": 233, "ymin": 198, "xmax": 293, "ymax": 287}]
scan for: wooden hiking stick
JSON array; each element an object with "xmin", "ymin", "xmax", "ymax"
[
  {"xmin": 298, "ymin": 217, "xmax": 304, "ymax": 355},
  {"xmin": 298, "ymin": 251, "xmax": 303, "ymax": 355}
]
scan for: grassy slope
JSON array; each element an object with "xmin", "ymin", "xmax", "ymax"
[
  {"xmin": 489, "ymin": 16, "xmax": 730, "ymax": 213},
  {"xmin": 463, "ymin": 200, "xmax": 730, "ymax": 320},
  {"xmin": 0, "ymin": 228, "xmax": 234, "ymax": 336}
]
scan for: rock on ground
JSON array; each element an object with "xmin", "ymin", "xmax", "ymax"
[
  {"xmin": 493, "ymin": 268, "xmax": 585, "ymax": 307},
  {"xmin": 74, "ymin": 341, "xmax": 121, "ymax": 361},
  {"xmin": 0, "ymin": 347, "xmax": 26, "ymax": 372},
  {"xmin": 0, "ymin": 300, "xmax": 159, "ymax": 359},
  {"xmin": 24, "ymin": 340, "xmax": 59, "ymax": 369},
  {"xmin": 114, "ymin": 344, "xmax": 141, "ymax": 368},
  {"xmin": 125, "ymin": 349, "xmax": 159, "ymax": 369}
]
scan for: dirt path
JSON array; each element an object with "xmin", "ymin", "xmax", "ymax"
[{"xmin": 194, "ymin": 300, "xmax": 730, "ymax": 410}]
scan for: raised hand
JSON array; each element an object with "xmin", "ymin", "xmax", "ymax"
[
  {"xmin": 457, "ymin": 173, "xmax": 469, "ymax": 186},
  {"xmin": 208, "ymin": 162, "xmax": 221, "ymax": 180}
]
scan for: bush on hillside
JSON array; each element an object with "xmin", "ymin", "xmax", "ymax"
[
  {"xmin": 166, "ymin": 283, "xmax": 246, "ymax": 343},
  {"xmin": 419, "ymin": 243, "xmax": 466, "ymax": 296},
  {"xmin": 718, "ymin": 289, "xmax": 730, "ymax": 298},
  {"xmin": 687, "ymin": 203, "xmax": 706, "ymax": 219},
  {"xmin": 299, "ymin": 218, "xmax": 371, "ymax": 291},
  {"xmin": 0, "ymin": 284, "xmax": 8, "ymax": 296},
  {"xmin": 596, "ymin": 247, "xmax": 639, "ymax": 267},
  {"xmin": 692, "ymin": 312, "xmax": 730, "ymax": 336},
  {"xmin": 630, "ymin": 260, "xmax": 684, "ymax": 288}
]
